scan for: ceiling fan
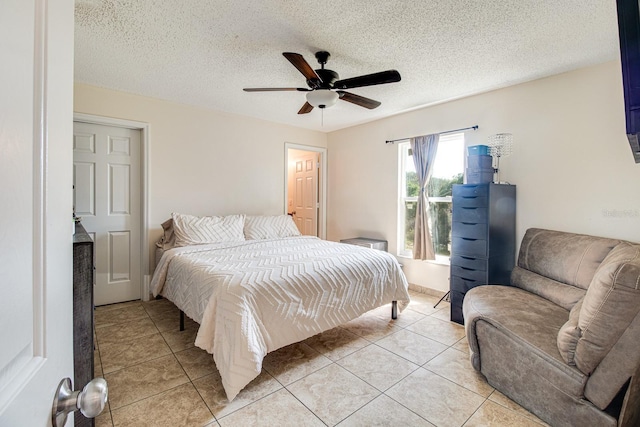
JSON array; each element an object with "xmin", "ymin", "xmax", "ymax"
[{"xmin": 243, "ymin": 51, "xmax": 401, "ymax": 114}]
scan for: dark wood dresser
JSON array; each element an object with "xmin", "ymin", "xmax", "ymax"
[
  {"xmin": 449, "ymin": 183, "xmax": 516, "ymax": 324},
  {"xmin": 73, "ymin": 223, "xmax": 94, "ymax": 427}
]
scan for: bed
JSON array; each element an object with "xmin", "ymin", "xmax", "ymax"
[{"xmin": 150, "ymin": 213, "xmax": 411, "ymax": 401}]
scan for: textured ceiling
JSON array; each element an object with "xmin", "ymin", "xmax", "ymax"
[{"xmin": 75, "ymin": 0, "xmax": 620, "ymax": 132}]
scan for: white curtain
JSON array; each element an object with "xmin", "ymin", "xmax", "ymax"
[{"xmin": 410, "ymin": 134, "xmax": 440, "ymax": 260}]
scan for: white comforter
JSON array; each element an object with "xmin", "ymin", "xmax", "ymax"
[{"xmin": 150, "ymin": 236, "xmax": 410, "ymax": 400}]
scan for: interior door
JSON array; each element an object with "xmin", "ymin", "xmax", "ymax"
[
  {"xmin": 73, "ymin": 122, "xmax": 142, "ymax": 306},
  {"xmin": 293, "ymin": 152, "xmax": 319, "ymax": 236},
  {"xmin": 0, "ymin": 0, "xmax": 75, "ymax": 424}
]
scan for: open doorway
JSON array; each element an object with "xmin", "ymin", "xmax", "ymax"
[{"xmin": 284, "ymin": 143, "xmax": 327, "ymax": 239}]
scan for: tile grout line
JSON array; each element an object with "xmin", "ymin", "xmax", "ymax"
[
  {"xmin": 168, "ymin": 325, "xmax": 219, "ymax": 425},
  {"xmin": 96, "ymin": 304, "xmax": 191, "ymax": 423},
  {"xmin": 281, "ymin": 368, "xmax": 342, "ymax": 427},
  {"xmin": 105, "ymin": 355, "xmax": 190, "ymax": 413},
  {"xmin": 381, "ymin": 389, "xmax": 441, "ymax": 426},
  {"xmin": 153, "ymin": 304, "xmax": 219, "ymax": 425}
]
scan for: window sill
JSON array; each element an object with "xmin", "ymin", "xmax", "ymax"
[{"xmin": 428, "ymin": 257, "xmax": 451, "ymax": 266}]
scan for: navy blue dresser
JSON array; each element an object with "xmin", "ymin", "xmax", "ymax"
[{"xmin": 450, "ymin": 183, "xmax": 516, "ymax": 324}]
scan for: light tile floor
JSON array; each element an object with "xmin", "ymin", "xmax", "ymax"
[{"xmin": 93, "ymin": 291, "xmax": 549, "ymax": 427}]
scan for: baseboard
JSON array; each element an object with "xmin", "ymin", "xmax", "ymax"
[
  {"xmin": 408, "ymin": 283, "xmax": 447, "ymax": 298},
  {"xmin": 142, "ymin": 275, "xmax": 152, "ymax": 301}
]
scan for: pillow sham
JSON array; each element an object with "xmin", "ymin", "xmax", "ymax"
[
  {"xmin": 244, "ymin": 215, "xmax": 301, "ymax": 240},
  {"xmin": 172, "ymin": 213, "xmax": 245, "ymax": 247}
]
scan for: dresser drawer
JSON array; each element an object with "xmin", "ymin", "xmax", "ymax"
[
  {"xmin": 452, "ymin": 207, "xmax": 487, "ymax": 223},
  {"xmin": 451, "ymin": 274, "xmax": 485, "ymax": 293},
  {"xmin": 451, "ymin": 265, "xmax": 487, "ymax": 282},
  {"xmin": 452, "ymin": 196, "xmax": 488, "ymax": 208},
  {"xmin": 450, "ymin": 254, "xmax": 487, "ymax": 271},
  {"xmin": 453, "ymin": 184, "xmax": 488, "ymax": 198},
  {"xmin": 452, "ymin": 237, "xmax": 488, "ymax": 256},
  {"xmin": 451, "ymin": 222, "xmax": 487, "ymax": 239}
]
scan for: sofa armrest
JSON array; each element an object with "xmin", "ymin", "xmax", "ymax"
[{"xmin": 619, "ymin": 363, "xmax": 640, "ymax": 427}]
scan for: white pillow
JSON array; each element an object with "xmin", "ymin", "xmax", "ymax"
[
  {"xmin": 244, "ymin": 215, "xmax": 301, "ymax": 240},
  {"xmin": 171, "ymin": 213, "xmax": 245, "ymax": 247}
]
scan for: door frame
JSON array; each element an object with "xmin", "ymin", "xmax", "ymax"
[
  {"xmin": 73, "ymin": 113, "xmax": 151, "ymax": 301},
  {"xmin": 284, "ymin": 143, "xmax": 327, "ymax": 239}
]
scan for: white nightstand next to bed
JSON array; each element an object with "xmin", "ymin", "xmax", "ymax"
[{"xmin": 340, "ymin": 237, "xmax": 388, "ymax": 252}]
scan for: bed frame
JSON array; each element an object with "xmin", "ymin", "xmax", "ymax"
[{"xmin": 178, "ymin": 300, "xmax": 398, "ymax": 331}]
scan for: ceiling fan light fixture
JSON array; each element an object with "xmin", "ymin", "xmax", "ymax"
[{"xmin": 306, "ymin": 89, "xmax": 339, "ymax": 108}]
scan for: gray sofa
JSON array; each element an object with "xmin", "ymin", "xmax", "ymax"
[{"xmin": 463, "ymin": 228, "xmax": 640, "ymax": 427}]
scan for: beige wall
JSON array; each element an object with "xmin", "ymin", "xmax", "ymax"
[
  {"xmin": 326, "ymin": 60, "xmax": 640, "ymax": 292},
  {"xmin": 74, "ymin": 83, "xmax": 327, "ymax": 274}
]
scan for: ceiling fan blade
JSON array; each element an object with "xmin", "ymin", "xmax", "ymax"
[
  {"xmin": 243, "ymin": 87, "xmax": 311, "ymax": 92},
  {"xmin": 283, "ymin": 52, "xmax": 322, "ymax": 87},
  {"xmin": 337, "ymin": 91, "xmax": 381, "ymax": 109},
  {"xmin": 298, "ymin": 102, "xmax": 314, "ymax": 114},
  {"xmin": 333, "ymin": 70, "xmax": 401, "ymax": 90}
]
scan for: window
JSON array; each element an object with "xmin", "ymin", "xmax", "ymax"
[{"xmin": 398, "ymin": 133, "xmax": 465, "ymax": 261}]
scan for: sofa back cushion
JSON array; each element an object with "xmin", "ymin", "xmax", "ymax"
[
  {"xmin": 511, "ymin": 266, "xmax": 585, "ymax": 310},
  {"xmin": 573, "ymin": 242, "xmax": 640, "ymax": 374},
  {"xmin": 517, "ymin": 228, "xmax": 619, "ymax": 291}
]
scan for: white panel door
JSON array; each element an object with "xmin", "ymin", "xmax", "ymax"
[
  {"xmin": 74, "ymin": 122, "xmax": 142, "ymax": 305},
  {"xmin": 0, "ymin": 0, "xmax": 75, "ymax": 424},
  {"xmin": 293, "ymin": 153, "xmax": 319, "ymax": 236}
]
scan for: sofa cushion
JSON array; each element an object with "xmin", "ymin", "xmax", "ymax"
[
  {"xmin": 511, "ymin": 266, "xmax": 585, "ymax": 310},
  {"xmin": 518, "ymin": 228, "xmax": 619, "ymax": 291},
  {"xmin": 464, "ymin": 285, "xmax": 588, "ymax": 398},
  {"xmin": 557, "ymin": 297, "xmax": 583, "ymax": 365},
  {"xmin": 574, "ymin": 242, "xmax": 640, "ymax": 375}
]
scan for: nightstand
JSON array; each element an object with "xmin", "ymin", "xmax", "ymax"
[{"xmin": 340, "ymin": 237, "xmax": 388, "ymax": 252}]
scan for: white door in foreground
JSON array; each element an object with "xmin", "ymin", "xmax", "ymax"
[{"xmin": 0, "ymin": 0, "xmax": 76, "ymax": 425}]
